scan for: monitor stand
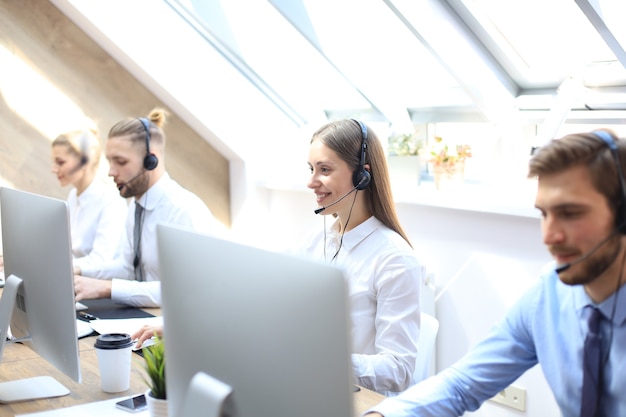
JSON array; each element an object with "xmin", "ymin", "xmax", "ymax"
[
  {"xmin": 0, "ymin": 275, "xmax": 70, "ymax": 403},
  {"xmin": 177, "ymin": 372, "xmax": 233, "ymax": 417},
  {"xmin": 0, "ymin": 376, "xmax": 69, "ymax": 403}
]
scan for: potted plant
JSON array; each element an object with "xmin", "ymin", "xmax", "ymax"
[
  {"xmin": 142, "ymin": 336, "xmax": 168, "ymax": 417},
  {"xmin": 387, "ymin": 130, "xmax": 425, "ymax": 186}
]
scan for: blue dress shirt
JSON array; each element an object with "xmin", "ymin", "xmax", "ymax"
[{"xmin": 368, "ymin": 262, "xmax": 626, "ymax": 416}]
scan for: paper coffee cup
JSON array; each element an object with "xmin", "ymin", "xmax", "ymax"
[{"xmin": 94, "ymin": 333, "xmax": 134, "ymax": 393}]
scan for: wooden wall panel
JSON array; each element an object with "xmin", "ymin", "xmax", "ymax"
[{"xmin": 0, "ymin": 0, "xmax": 230, "ymax": 226}]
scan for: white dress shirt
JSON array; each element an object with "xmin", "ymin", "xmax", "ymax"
[
  {"xmin": 301, "ymin": 216, "xmax": 422, "ymax": 394},
  {"xmin": 68, "ymin": 177, "xmax": 128, "ymax": 273},
  {"xmin": 80, "ymin": 172, "xmax": 221, "ymax": 307}
]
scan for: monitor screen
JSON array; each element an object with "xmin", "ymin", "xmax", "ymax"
[
  {"xmin": 0, "ymin": 187, "xmax": 81, "ymax": 402},
  {"xmin": 157, "ymin": 223, "xmax": 354, "ymax": 417}
]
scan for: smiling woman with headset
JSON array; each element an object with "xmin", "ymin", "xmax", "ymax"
[
  {"xmin": 51, "ymin": 127, "xmax": 128, "ymax": 273},
  {"xmin": 301, "ymin": 119, "xmax": 423, "ymax": 395}
]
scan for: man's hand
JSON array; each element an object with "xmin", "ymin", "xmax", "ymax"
[
  {"xmin": 131, "ymin": 324, "xmax": 164, "ymax": 348},
  {"xmin": 74, "ymin": 275, "xmax": 112, "ymax": 301}
]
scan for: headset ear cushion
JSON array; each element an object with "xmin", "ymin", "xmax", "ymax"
[
  {"xmin": 353, "ymin": 168, "xmax": 371, "ymax": 190},
  {"xmin": 617, "ymin": 205, "xmax": 626, "ymax": 234},
  {"xmin": 144, "ymin": 153, "xmax": 159, "ymax": 171}
]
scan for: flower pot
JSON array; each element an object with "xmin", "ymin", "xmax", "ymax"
[
  {"xmin": 387, "ymin": 155, "xmax": 422, "ymax": 187},
  {"xmin": 433, "ymin": 161, "xmax": 465, "ymax": 191},
  {"xmin": 146, "ymin": 389, "xmax": 168, "ymax": 417}
]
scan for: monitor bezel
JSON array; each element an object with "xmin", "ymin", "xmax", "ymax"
[
  {"xmin": 0, "ymin": 187, "xmax": 81, "ymax": 402},
  {"xmin": 157, "ymin": 223, "xmax": 354, "ymax": 417}
]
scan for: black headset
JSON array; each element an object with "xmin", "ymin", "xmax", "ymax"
[
  {"xmin": 352, "ymin": 120, "xmax": 371, "ymax": 190},
  {"xmin": 593, "ymin": 130, "xmax": 626, "ymax": 234},
  {"xmin": 138, "ymin": 117, "xmax": 159, "ymax": 171},
  {"xmin": 77, "ymin": 132, "xmax": 89, "ymax": 167},
  {"xmin": 66, "ymin": 132, "xmax": 89, "ymax": 174}
]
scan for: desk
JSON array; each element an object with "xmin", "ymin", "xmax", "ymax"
[
  {"xmin": 353, "ymin": 387, "xmax": 386, "ymax": 416},
  {"xmin": 0, "ymin": 315, "xmax": 385, "ymax": 416}
]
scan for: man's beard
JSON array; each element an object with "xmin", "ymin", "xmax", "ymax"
[
  {"xmin": 120, "ymin": 172, "xmax": 149, "ymax": 199},
  {"xmin": 558, "ymin": 235, "xmax": 622, "ymax": 286}
]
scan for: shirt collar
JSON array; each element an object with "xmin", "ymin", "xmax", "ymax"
[
  {"xmin": 329, "ymin": 216, "xmax": 381, "ymax": 251},
  {"xmin": 76, "ymin": 178, "xmax": 105, "ymax": 204},
  {"xmin": 572, "ymin": 279, "xmax": 626, "ymax": 326},
  {"xmin": 600, "ymin": 283, "xmax": 626, "ymax": 326}
]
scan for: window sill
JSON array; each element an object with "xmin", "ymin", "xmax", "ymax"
[{"xmin": 390, "ymin": 179, "xmax": 539, "ymax": 219}]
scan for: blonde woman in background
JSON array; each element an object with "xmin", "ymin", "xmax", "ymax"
[{"xmin": 52, "ymin": 128, "xmax": 128, "ymax": 273}]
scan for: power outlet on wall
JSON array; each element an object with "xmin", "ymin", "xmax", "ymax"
[{"xmin": 488, "ymin": 384, "xmax": 526, "ymax": 411}]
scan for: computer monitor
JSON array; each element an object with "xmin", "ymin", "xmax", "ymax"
[
  {"xmin": 0, "ymin": 187, "xmax": 81, "ymax": 402},
  {"xmin": 157, "ymin": 224, "xmax": 354, "ymax": 417}
]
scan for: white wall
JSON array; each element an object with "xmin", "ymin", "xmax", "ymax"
[{"xmin": 253, "ymin": 186, "xmax": 560, "ymax": 416}]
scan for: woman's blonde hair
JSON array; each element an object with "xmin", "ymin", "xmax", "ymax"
[{"xmin": 52, "ymin": 128, "xmax": 101, "ymax": 168}]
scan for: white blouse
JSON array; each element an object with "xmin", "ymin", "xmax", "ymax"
[
  {"xmin": 301, "ymin": 216, "xmax": 422, "ymax": 394},
  {"xmin": 68, "ymin": 177, "xmax": 128, "ymax": 273}
]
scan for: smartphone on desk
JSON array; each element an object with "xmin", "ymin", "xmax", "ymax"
[{"xmin": 115, "ymin": 394, "xmax": 148, "ymax": 413}]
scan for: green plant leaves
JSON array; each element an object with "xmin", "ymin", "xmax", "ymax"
[{"xmin": 142, "ymin": 336, "xmax": 167, "ymax": 400}]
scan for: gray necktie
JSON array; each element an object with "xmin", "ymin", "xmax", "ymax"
[{"xmin": 133, "ymin": 202, "xmax": 144, "ymax": 281}]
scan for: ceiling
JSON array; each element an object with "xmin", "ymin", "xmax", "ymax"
[
  {"xmin": 51, "ymin": 0, "xmax": 626, "ymax": 164},
  {"xmin": 167, "ymin": 0, "xmax": 626, "ymax": 134}
]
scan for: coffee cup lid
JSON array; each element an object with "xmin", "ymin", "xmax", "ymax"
[{"xmin": 94, "ymin": 333, "xmax": 133, "ymax": 349}]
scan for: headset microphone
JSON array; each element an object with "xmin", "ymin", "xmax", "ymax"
[
  {"xmin": 313, "ymin": 176, "xmax": 368, "ymax": 215},
  {"xmin": 555, "ymin": 228, "xmax": 621, "ymax": 274},
  {"xmin": 313, "ymin": 188, "xmax": 355, "ymax": 215},
  {"xmin": 66, "ymin": 148, "xmax": 89, "ymax": 175},
  {"xmin": 118, "ymin": 170, "xmax": 145, "ymax": 191},
  {"xmin": 67, "ymin": 157, "xmax": 87, "ymax": 175}
]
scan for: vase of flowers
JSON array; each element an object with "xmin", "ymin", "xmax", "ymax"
[
  {"xmin": 426, "ymin": 136, "xmax": 472, "ymax": 190},
  {"xmin": 387, "ymin": 131, "xmax": 425, "ymax": 186}
]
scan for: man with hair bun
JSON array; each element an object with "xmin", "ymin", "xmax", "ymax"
[{"xmin": 74, "ymin": 108, "xmax": 223, "ymax": 307}]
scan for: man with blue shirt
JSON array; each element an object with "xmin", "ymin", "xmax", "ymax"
[{"xmin": 366, "ymin": 129, "xmax": 626, "ymax": 417}]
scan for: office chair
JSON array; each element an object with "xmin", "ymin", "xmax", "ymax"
[{"xmin": 413, "ymin": 312, "xmax": 440, "ymax": 385}]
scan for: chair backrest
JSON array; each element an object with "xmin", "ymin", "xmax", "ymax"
[{"xmin": 413, "ymin": 313, "xmax": 440, "ymax": 385}]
